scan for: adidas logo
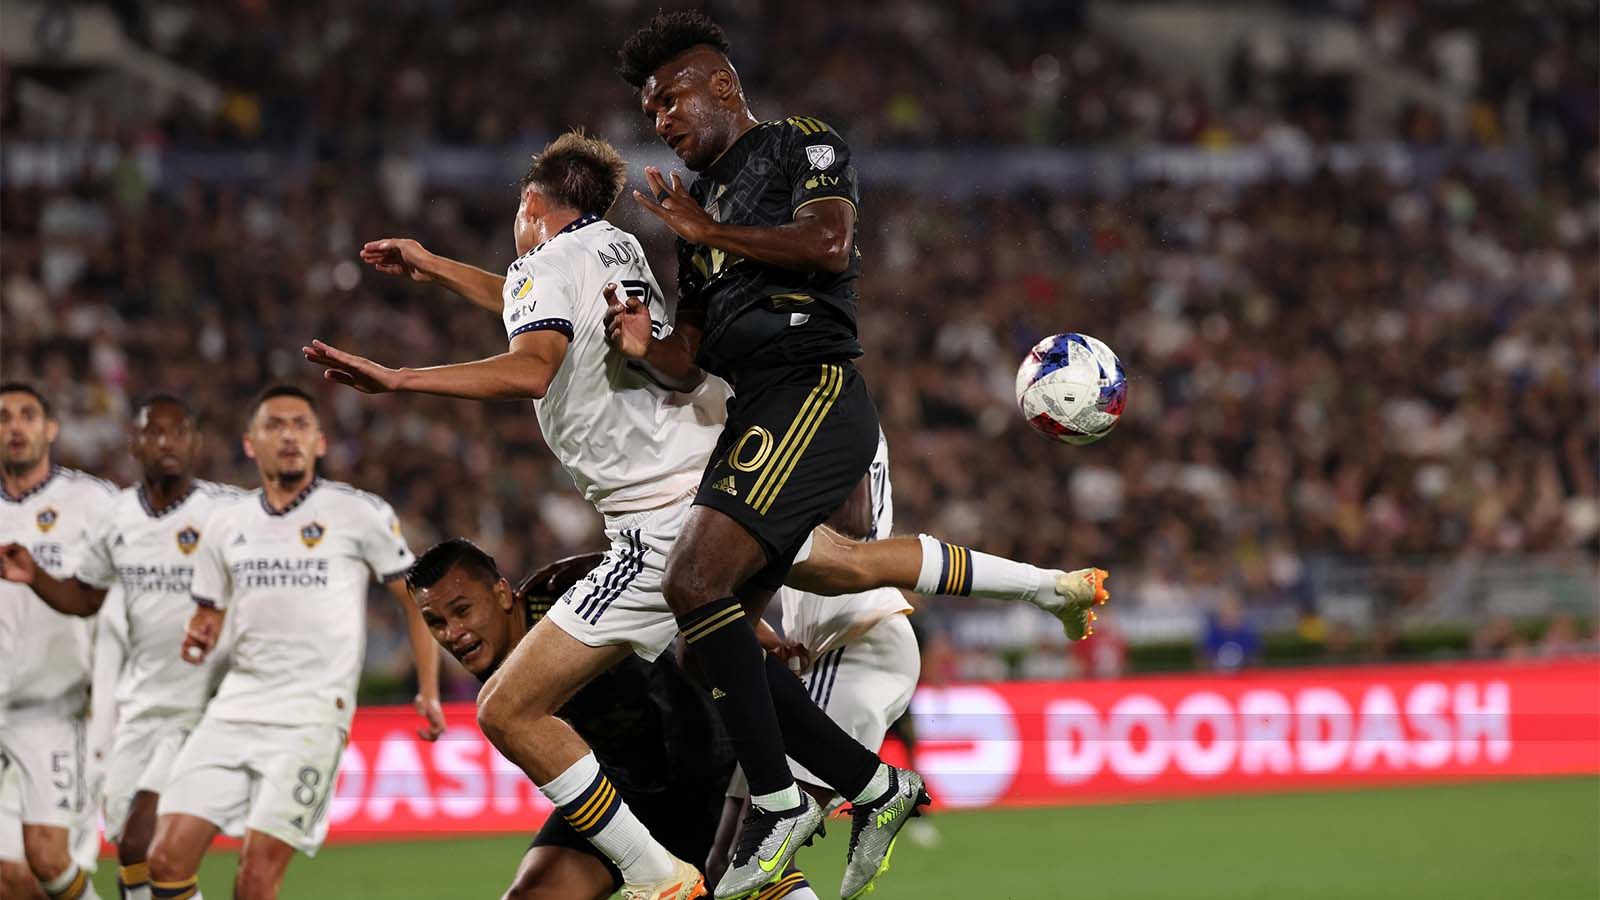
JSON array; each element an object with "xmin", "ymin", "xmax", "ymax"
[
  {"xmin": 711, "ymin": 687, "xmax": 727, "ymax": 700},
  {"xmin": 231, "ymin": 534, "xmax": 247, "ymax": 546},
  {"xmin": 112, "ymin": 534, "xmax": 125, "ymax": 547},
  {"xmin": 712, "ymin": 475, "xmax": 737, "ymax": 497}
]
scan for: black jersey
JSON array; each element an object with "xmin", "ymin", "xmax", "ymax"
[
  {"xmin": 676, "ymin": 116, "xmax": 864, "ymax": 381},
  {"xmin": 502, "ymin": 599, "xmax": 734, "ymax": 797}
]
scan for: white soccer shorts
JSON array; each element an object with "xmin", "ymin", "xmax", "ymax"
[
  {"xmin": 0, "ymin": 705, "xmax": 88, "ymax": 831},
  {"xmin": 102, "ymin": 711, "xmax": 201, "ymax": 843},
  {"xmin": 0, "ymin": 759, "xmax": 21, "ymax": 862},
  {"xmin": 158, "ymin": 717, "xmax": 346, "ymax": 856},
  {"xmin": 544, "ymin": 495, "xmax": 692, "ymax": 662},
  {"xmin": 729, "ymin": 611, "xmax": 921, "ymax": 798}
]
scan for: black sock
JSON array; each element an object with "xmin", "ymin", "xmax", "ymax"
[
  {"xmin": 763, "ymin": 653, "xmax": 879, "ymax": 798},
  {"xmin": 680, "ymin": 597, "xmax": 795, "ymax": 797}
]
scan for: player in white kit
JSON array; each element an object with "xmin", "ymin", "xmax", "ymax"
[
  {"xmin": 0, "ymin": 384, "xmax": 116, "ymax": 900},
  {"xmin": 307, "ymin": 130, "xmax": 719, "ymax": 900},
  {"xmin": 140, "ymin": 385, "xmax": 445, "ymax": 900},
  {"xmin": 2, "ymin": 395, "xmax": 241, "ymax": 900},
  {"xmin": 307, "ymin": 130, "xmax": 1111, "ymax": 900}
]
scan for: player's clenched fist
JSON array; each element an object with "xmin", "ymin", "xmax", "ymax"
[
  {"xmin": 182, "ymin": 604, "xmax": 224, "ymax": 665},
  {"xmin": 0, "ymin": 542, "xmax": 37, "ymax": 585},
  {"xmin": 603, "ymin": 283, "xmax": 653, "ymax": 360},
  {"xmin": 361, "ymin": 238, "xmax": 437, "ymax": 282}
]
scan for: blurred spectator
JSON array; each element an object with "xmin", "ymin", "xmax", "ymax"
[{"xmin": 1198, "ymin": 593, "xmax": 1262, "ymax": 672}]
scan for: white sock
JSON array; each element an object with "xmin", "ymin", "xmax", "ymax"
[
  {"xmin": 750, "ymin": 783, "xmax": 804, "ymax": 813},
  {"xmin": 850, "ymin": 762, "xmax": 893, "ymax": 806},
  {"xmin": 42, "ymin": 863, "xmax": 101, "ymax": 899},
  {"xmin": 914, "ymin": 534, "xmax": 1049, "ymax": 606},
  {"xmin": 126, "ymin": 887, "xmax": 152, "ymax": 900},
  {"xmin": 788, "ymin": 887, "xmax": 821, "ymax": 900},
  {"xmin": 539, "ymin": 753, "xmax": 674, "ymax": 885}
]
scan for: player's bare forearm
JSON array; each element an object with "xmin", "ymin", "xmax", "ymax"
[
  {"xmin": 389, "ymin": 578, "xmax": 446, "ymax": 740},
  {"xmin": 428, "ymin": 256, "xmax": 507, "ymax": 313},
  {"xmin": 699, "ymin": 202, "xmax": 854, "ymax": 274},
  {"xmin": 642, "ymin": 332, "xmax": 705, "ymax": 390},
  {"xmin": 395, "ymin": 354, "xmax": 552, "ymax": 400},
  {"xmin": 27, "ymin": 570, "xmax": 107, "ymax": 617}
]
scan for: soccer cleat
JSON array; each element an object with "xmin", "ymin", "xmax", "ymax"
[
  {"xmin": 840, "ymin": 767, "xmax": 931, "ymax": 899},
  {"xmin": 1053, "ymin": 567, "xmax": 1110, "ymax": 641},
  {"xmin": 621, "ymin": 855, "xmax": 708, "ymax": 900},
  {"xmin": 714, "ymin": 793, "xmax": 824, "ymax": 899}
]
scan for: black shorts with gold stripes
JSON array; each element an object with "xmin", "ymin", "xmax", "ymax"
[{"xmin": 695, "ymin": 360, "xmax": 880, "ymax": 592}]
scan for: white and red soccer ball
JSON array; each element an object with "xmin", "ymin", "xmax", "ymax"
[{"xmin": 1015, "ymin": 332, "xmax": 1127, "ymax": 445}]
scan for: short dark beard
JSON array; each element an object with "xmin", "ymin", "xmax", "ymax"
[
  {"xmin": 1, "ymin": 454, "xmax": 43, "ymax": 479},
  {"xmin": 274, "ymin": 470, "xmax": 309, "ymax": 491}
]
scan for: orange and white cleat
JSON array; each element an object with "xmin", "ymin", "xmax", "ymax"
[
  {"xmin": 621, "ymin": 856, "xmax": 708, "ymax": 900},
  {"xmin": 1052, "ymin": 568, "xmax": 1110, "ymax": 641}
]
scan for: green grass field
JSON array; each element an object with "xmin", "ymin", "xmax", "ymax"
[{"xmin": 94, "ymin": 776, "xmax": 1598, "ymax": 899}]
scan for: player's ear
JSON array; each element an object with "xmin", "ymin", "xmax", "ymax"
[
  {"xmin": 44, "ymin": 418, "xmax": 59, "ymax": 445},
  {"xmin": 313, "ymin": 429, "xmax": 328, "ymax": 459},
  {"xmin": 241, "ymin": 432, "xmax": 257, "ymax": 461},
  {"xmin": 710, "ymin": 67, "xmax": 736, "ymax": 101},
  {"xmin": 494, "ymin": 577, "xmax": 514, "ymax": 612}
]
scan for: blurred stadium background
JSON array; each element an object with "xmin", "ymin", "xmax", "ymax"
[{"xmin": 1, "ymin": 0, "xmax": 1596, "ymax": 897}]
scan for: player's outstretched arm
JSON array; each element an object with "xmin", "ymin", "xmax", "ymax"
[
  {"xmin": 386, "ymin": 577, "xmax": 446, "ymax": 741},
  {"xmin": 0, "ymin": 543, "xmax": 108, "ymax": 616},
  {"xmin": 632, "ymin": 167, "xmax": 854, "ymax": 274},
  {"xmin": 360, "ymin": 238, "xmax": 507, "ymax": 313},
  {"xmin": 303, "ymin": 330, "xmax": 569, "ymax": 400},
  {"xmin": 602, "ymin": 282, "xmax": 705, "ymax": 391}
]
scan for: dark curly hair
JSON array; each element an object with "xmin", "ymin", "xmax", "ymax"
[{"xmin": 617, "ymin": 10, "xmax": 731, "ymax": 90}]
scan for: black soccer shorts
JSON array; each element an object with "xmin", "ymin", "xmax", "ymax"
[{"xmin": 694, "ymin": 361, "xmax": 881, "ymax": 592}]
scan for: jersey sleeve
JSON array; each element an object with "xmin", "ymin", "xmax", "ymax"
[
  {"xmin": 502, "ymin": 253, "xmax": 578, "ymax": 343},
  {"xmin": 74, "ymin": 514, "xmax": 118, "ymax": 590},
  {"xmin": 359, "ymin": 499, "xmax": 415, "ymax": 584},
  {"xmin": 781, "ymin": 117, "xmax": 859, "ymax": 216},
  {"xmin": 190, "ymin": 507, "xmax": 232, "ymax": 609}
]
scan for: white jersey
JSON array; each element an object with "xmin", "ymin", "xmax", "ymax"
[
  {"xmin": 76, "ymin": 480, "xmax": 244, "ymax": 722},
  {"xmin": 501, "ymin": 214, "xmax": 729, "ymax": 515},
  {"xmin": 0, "ymin": 466, "xmax": 117, "ymax": 712},
  {"xmin": 190, "ymin": 479, "xmax": 414, "ymax": 730},
  {"xmin": 781, "ymin": 432, "xmax": 911, "ymax": 656}
]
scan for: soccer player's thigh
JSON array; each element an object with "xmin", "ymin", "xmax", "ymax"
[
  {"xmin": 508, "ymin": 817, "xmax": 618, "ymax": 900},
  {"xmin": 675, "ymin": 364, "xmax": 880, "ymax": 609},
  {"xmin": 153, "ymin": 719, "xmax": 254, "ymax": 877},
  {"xmin": 0, "ymin": 708, "xmax": 85, "ymax": 871},
  {"xmin": 104, "ymin": 715, "xmax": 190, "ymax": 851},
  {"xmin": 243, "ymin": 723, "xmax": 347, "ymax": 860}
]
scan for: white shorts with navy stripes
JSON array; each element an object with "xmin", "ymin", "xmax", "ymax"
[
  {"xmin": 728, "ymin": 610, "xmax": 921, "ymax": 800},
  {"xmin": 545, "ymin": 494, "xmax": 692, "ymax": 662}
]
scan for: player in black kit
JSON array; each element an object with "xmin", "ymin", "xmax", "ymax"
[
  {"xmin": 407, "ymin": 540, "xmax": 736, "ymax": 900},
  {"xmin": 614, "ymin": 12, "xmax": 926, "ymax": 899}
]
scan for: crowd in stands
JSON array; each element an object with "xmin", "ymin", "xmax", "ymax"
[{"xmin": 3, "ymin": 1, "xmax": 1594, "ymax": 692}]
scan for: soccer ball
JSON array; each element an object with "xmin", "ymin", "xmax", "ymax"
[{"xmin": 1015, "ymin": 333, "xmax": 1127, "ymax": 445}]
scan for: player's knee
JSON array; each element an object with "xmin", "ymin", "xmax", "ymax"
[
  {"xmin": 476, "ymin": 674, "xmax": 527, "ymax": 748},
  {"xmin": 662, "ymin": 555, "xmax": 719, "ymax": 615},
  {"xmin": 233, "ymin": 861, "xmax": 282, "ymax": 900},
  {"xmin": 21, "ymin": 827, "xmax": 70, "ymax": 881},
  {"xmin": 146, "ymin": 836, "xmax": 194, "ymax": 884}
]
